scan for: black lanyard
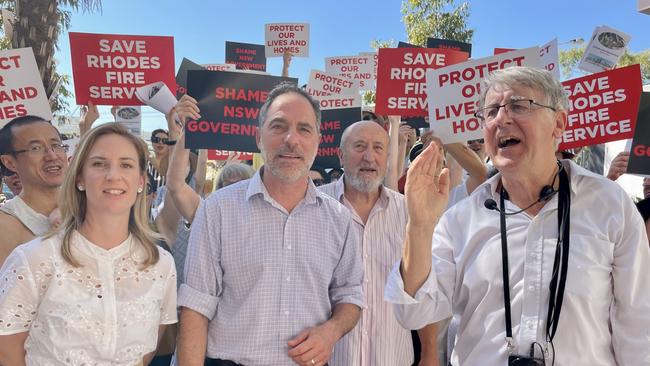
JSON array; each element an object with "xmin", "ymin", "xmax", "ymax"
[{"xmin": 499, "ymin": 166, "xmax": 571, "ymax": 353}]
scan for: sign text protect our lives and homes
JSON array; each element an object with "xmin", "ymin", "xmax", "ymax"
[{"xmin": 426, "ymin": 47, "xmax": 541, "ymax": 143}]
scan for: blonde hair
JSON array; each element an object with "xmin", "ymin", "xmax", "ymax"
[{"xmin": 54, "ymin": 123, "xmax": 161, "ymax": 267}]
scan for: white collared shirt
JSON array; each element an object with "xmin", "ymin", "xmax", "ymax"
[
  {"xmin": 320, "ymin": 177, "xmax": 413, "ymax": 366},
  {"xmin": 0, "ymin": 231, "xmax": 178, "ymax": 365},
  {"xmin": 385, "ymin": 160, "xmax": 650, "ymax": 366}
]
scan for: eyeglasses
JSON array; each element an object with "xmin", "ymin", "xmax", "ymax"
[
  {"xmin": 468, "ymin": 139, "xmax": 484, "ymax": 144},
  {"xmin": 474, "ymin": 99, "xmax": 556, "ymax": 127},
  {"xmin": 12, "ymin": 143, "xmax": 69, "ymax": 156},
  {"xmin": 151, "ymin": 136, "xmax": 169, "ymax": 144}
]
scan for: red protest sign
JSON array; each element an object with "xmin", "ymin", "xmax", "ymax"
[
  {"xmin": 69, "ymin": 32, "xmax": 175, "ymax": 105},
  {"xmin": 207, "ymin": 150, "xmax": 254, "ymax": 161},
  {"xmin": 560, "ymin": 64, "xmax": 642, "ymax": 150},
  {"xmin": 375, "ymin": 47, "xmax": 468, "ymax": 116}
]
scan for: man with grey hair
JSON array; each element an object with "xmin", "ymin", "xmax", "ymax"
[
  {"xmin": 321, "ymin": 120, "xmax": 435, "ymax": 366},
  {"xmin": 177, "ymin": 83, "xmax": 363, "ymax": 366},
  {"xmin": 385, "ymin": 66, "xmax": 650, "ymax": 365}
]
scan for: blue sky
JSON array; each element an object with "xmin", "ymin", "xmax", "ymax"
[{"xmin": 55, "ymin": 0, "xmax": 650, "ymax": 131}]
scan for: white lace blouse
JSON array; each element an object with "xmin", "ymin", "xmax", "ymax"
[{"xmin": 0, "ymin": 231, "xmax": 178, "ymax": 365}]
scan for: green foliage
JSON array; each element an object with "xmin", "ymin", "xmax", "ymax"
[
  {"xmin": 401, "ymin": 0, "xmax": 473, "ymax": 46},
  {"xmin": 559, "ymin": 46, "xmax": 650, "ymax": 84}
]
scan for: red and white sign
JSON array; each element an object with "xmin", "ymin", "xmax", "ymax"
[
  {"xmin": 203, "ymin": 63, "xmax": 236, "ymax": 72},
  {"xmin": 325, "ymin": 55, "xmax": 374, "ymax": 90},
  {"xmin": 207, "ymin": 150, "xmax": 254, "ymax": 161},
  {"xmin": 0, "ymin": 47, "xmax": 52, "ymax": 127},
  {"xmin": 560, "ymin": 64, "xmax": 642, "ymax": 150},
  {"xmin": 426, "ymin": 47, "xmax": 541, "ymax": 143},
  {"xmin": 264, "ymin": 23, "xmax": 309, "ymax": 57},
  {"xmin": 306, "ymin": 69, "xmax": 358, "ymax": 98},
  {"xmin": 316, "ymin": 94, "xmax": 361, "ymax": 111},
  {"xmin": 494, "ymin": 39, "xmax": 559, "ymax": 79},
  {"xmin": 69, "ymin": 32, "xmax": 175, "ymax": 105},
  {"xmin": 375, "ymin": 47, "xmax": 469, "ymax": 116}
]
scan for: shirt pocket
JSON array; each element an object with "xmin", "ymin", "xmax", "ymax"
[{"xmin": 561, "ymin": 235, "xmax": 613, "ymax": 299}]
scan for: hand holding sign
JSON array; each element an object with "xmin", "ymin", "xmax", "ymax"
[
  {"xmin": 79, "ymin": 101, "xmax": 99, "ymax": 136},
  {"xmin": 606, "ymin": 151, "xmax": 630, "ymax": 181},
  {"xmin": 174, "ymin": 95, "xmax": 201, "ymax": 125}
]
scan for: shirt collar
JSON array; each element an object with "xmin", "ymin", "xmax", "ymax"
[
  {"xmin": 483, "ymin": 159, "xmax": 584, "ymax": 198},
  {"xmin": 72, "ymin": 230, "xmax": 134, "ymax": 260},
  {"xmin": 245, "ymin": 167, "xmax": 322, "ymax": 206}
]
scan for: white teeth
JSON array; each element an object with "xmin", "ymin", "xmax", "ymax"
[
  {"xmin": 44, "ymin": 166, "xmax": 60, "ymax": 172},
  {"xmin": 104, "ymin": 189, "xmax": 125, "ymax": 195}
]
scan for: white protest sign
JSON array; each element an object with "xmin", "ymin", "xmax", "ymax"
[
  {"xmin": 426, "ymin": 47, "xmax": 541, "ymax": 143},
  {"xmin": 135, "ymin": 81, "xmax": 177, "ymax": 115},
  {"xmin": 359, "ymin": 51, "xmax": 378, "ymax": 89},
  {"xmin": 265, "ymin": 23, "xmax": 309, "ymax": 57},
  {"xmin": 540, "ymin": 38, "xmax": 560, "ymax": 80},
  {"xmin": 0, "ymin": 47, "xmax": 53, "ymax": 127},
  {"xmin": 578, "ymin": 25, "xmax": 631, "ymax": 74},
  {"xmin": 325, "ymin": 55, "xmax": 374, "ymax": 90},
  {"xmin": 315, "ymin": 93, "xmax": 362, "ymax": 111},
  {"xmin": 203, "ymin": 63, "xmax": 236, "ymax": 72},
  {"xmin": 306, "ymin": 69, "xmax": 358, "ymax": 98},
  {"xmin": 114, "ymin": 106, "xmax": 141, "ymax": 136}
]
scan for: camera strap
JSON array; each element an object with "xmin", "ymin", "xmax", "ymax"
[{"xmin": 499, "ymin": 165, "xmax": 571, "ymax": 354}]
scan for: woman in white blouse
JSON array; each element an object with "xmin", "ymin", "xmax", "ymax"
[{"xmin": 0, "ymin": 123, "xmax": 177, "ymax": 366}]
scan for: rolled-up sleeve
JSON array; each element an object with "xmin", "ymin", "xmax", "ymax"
[
  {"xmin": 178, "ymin": 199, "xmax": 222, "ymax": 319},
  {"xmin": 0, "ymin": 248, "xmax": 38, "ymax": 335},
  {"xmin": 329, "ymin": 216, "xmax": 364, "ymax": 309},
  {"xmin": 384, "ymin": 214, "xmax": 455, "ymax": 330},
  {"xmin": 611, "ymin": 196, "xmax": 650, "ymax": 364}
]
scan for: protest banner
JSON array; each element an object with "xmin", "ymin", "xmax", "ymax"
[
  {"xmin": 114, "ymin": 106, "xmax": 141, "ymax": 135},
  {"xmin": 207, "ymin": 150, "xmax": 254, "ymax": 161},
  {"xmin": 69, "ymin": 32, "xmax": 175, "ymax": 105},
  {"xmin": 425, "ymin": 47, "xmax": 541, "ymax": 143},
  {"xmin": 203, "ymin": 63, "xmax": 236, "ymax": 72},
  {"xmin": 306, "ymin": 69, "xmax": 358, "ymax": 98},
  {"xmin": 359, "ymin": 51, "xmax": 378, "ymax": 88},
  {"xmin": 0, "ymin": 47, "xmax": 53, "ymax": 127},
  {"xmin": 316, "ymin": 93, "xmax": 361, "ymax": 111},
  {"xmin": 560, "ymin": 64, "xmax": 642, "ymax": 150},
  {"xmin": 325, "ymin": 55, "xmax": 374, "ymax": 90},
  {"xmin": 578, "ymin": 25, "xmax": 631, "ymax": 74},
  {"xmin": 375, "ymin": 47, "xmax": 469, "ymax": 116},
  {"xmin": 184, "ymin": 70, "xmax": 297, "ymax": 151},
  {"xmin": 427, "ymin": 38, "xmax": 472, "ymax": 57},
  {"xmin": 176, "ymin": 57, "xmax": 204, "ymax": 98},
  {"xmin": 265, "ymin": 23, "xmax": 309, "ymax": 57},
  {"xmin": 225, "ymin": 41, "xmax": 267, "ymax": 71},
  {"xmin": 314, "ymin": 105, "xmax": 362, "ymax": 169},
  {"xmin": 494, "ymin": 39, "xmax": 560, "ymax": 79},
  {"xmin": 627, "ymin": 92, "xmax": 650, "ymax": 174}
]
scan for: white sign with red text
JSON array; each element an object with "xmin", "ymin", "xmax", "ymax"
[
  {"xmin": 316, "ymin": 93, "xmax": 361, "ymax": 111},
  {"xmin": 202, "ymin": 63, "xmax": 236, "ymax": 72},
  {"xmin": 0, "ymin": 47, "xmax": 52, "ymax": 127},
  {"xmin": 540, "ymin": 38, "xmax": 560, "ymax": 80},
  {"xmin": 426, "ymin": 47, "xmax": 541, "ymax": 143},
  {"xmin": 578, "ymin": 25, "xmax": 631, "ymax": 74},
  {"xmin": 265, "ymin": 23, "xmax": 309, "ymax": 57},
  {"xmin": 325, "ymin": 55, "xmax": 374, "ymax": 90},
  {"xmin": 359, "ymin": 51, "xmax": 378, "ymax": 89},
  {"xmin": 306, "ymin": 69, "xmax": 358, "ymax": 98}
]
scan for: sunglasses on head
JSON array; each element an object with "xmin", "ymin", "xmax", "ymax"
[
  {"xmin": 468, "ymin": 139, "xmax": 484, "ymax": 144},
  {"xmin": 151, "ymin": 136, "xmax": 169, "ymax": 144}
]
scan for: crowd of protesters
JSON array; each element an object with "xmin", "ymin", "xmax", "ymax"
[{"xmin": 0, "ymin": 55, "xmax": 649, "ymax": 366}]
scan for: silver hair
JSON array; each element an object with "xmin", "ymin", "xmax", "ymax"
[
  {"xmin": 479, "ymin": 66, "xmax": 569, "ymax": 111},
  {"xmin": 258, "ymin": 82, "xmax": 321, "ymax": 130},
  {"xmin": 216, "ymin": 163, "xmax": 255, "ymax": 189}
]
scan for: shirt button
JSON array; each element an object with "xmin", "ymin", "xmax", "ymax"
[
  {"xmin": 284, "ymin": 311, "xmax": 290, "ymax": 315},
  {"xmin": 527, "ymin": 320, "xmax": 535, "ymax": 329},
  {"xmin": 286, "ymin": 276, "xmax": 290, "ymax": 281},
  {"xmin": 287, "ymin": 246, "xmax": 292, "ymax": 250},
  {"xmin": 364, "ymin": 278, "xmax": 369, "ymax": 283},
  {"xmin": 528, "ymin": 285, "xmax": 535, "ymax": 292}
]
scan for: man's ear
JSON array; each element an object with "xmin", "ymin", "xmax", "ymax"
[
  {"xmin": 255, "ymin": 126, "xmax": 261, "ymax": 149},
  {"xmin": 0, "ymin": 155, "xmax": 18, "ymax": 174},
  {"xmin": 552, "ymin": 110, "xmax": 568, "ymax": 140},
  {"xmin": 337, "ymin": 148, "xmax": 344, "ymax": 168}
]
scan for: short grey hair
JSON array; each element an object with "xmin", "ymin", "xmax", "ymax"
[
  {"xmin": 479, "ymin": 66, "xmax": 569, "ymax": 111},
  {"xmin": 216, "ymin": 163, "xmax": 255, "ymax": 189},
  {"xmin": 258, "ymin": 82, "xmax": 321, "ymax": 130}
]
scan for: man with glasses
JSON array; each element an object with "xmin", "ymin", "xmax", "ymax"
[
  {"xmin": 386, "ymin": 66, "xmax": 650, "ymax": 365},
  {"xmin": 0, "ymin": 115, "xmax": 69, "ymax": 265}
]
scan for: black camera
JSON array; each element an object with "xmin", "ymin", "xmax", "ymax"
[{"xmin": 508, "ymin": 354, "xmax": 545, "ymax": 366}]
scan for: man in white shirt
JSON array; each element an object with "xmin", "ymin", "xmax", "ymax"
[
  {"xmin": 321, "ymin": 121, "xmax": 438, "ymax": 366},
  {"xmin": 0, "ymin": 115, "xmax": 68, "ymax": 265},
  {"xmin": 386, "ymin": 66, "xmax": 650, "ymax": 365}
]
